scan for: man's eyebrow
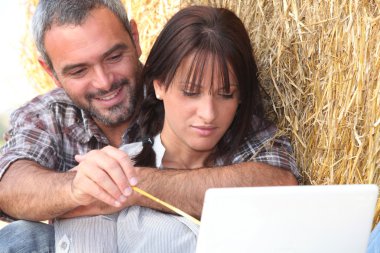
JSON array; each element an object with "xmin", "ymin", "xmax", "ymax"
[{"xmin": 61, "ymin": 43, "xmax": 129, "ymax": 76}]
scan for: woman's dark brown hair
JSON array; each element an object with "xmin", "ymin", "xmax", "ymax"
[{"xmin": 133, "ymin": 5, "xmax": 265, "ymax": 167}]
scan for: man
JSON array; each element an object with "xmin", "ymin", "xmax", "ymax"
[{"xmin": 0, "ymin": 0, "xmax": 299, "ymax": 252}]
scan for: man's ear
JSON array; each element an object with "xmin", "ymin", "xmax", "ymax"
[
  {"xmin": 129, "ymin": 19, "xmax": 142, "ymax": 58},
  {"xmin": 153, "ymin": 80, "xmax": 165, "ymax": 100},
  {"xmin": 38, "ymin": 58, "xmax": 62, "ymax": 88}
]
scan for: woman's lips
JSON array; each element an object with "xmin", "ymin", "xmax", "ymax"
[{"xmin": 192, "ymin": 125, "xmax": 217, "ymax": 136}]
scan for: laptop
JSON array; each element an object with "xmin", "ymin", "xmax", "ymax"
[{"xmin": 196, "ymin": 184, "xmax": 379, "ymax": 253}]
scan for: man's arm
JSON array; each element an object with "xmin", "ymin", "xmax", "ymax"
[
  {"xmin": 61, "ymin": 131, "xmax": 299, "ymax": 219},
  {"xmin": 1, "ymin": 142, "xmax": 296, "ymax": 221},
  {"xmin": 134, "ymin": 162, "xmax": 297, "ymax": 219},
  {"xmin": 0, "ymin": 160, "xmax": 78, "ymax": 221},
  {"xmin": 0, "ymin": 146, "xmax": 139, "ymax": 221},
  {"xmin": 60, "ymin": 161, "xmax": 297, "ymax": 219}
]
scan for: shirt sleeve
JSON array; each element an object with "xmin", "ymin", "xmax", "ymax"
[
  {"xmin": 1, "ymin": 110, "xmax": 61, "ymax": 171},
  {"xmin": 0, "ymin": 105, "xmax": 60, "ymax": 180},
  {"xmin": 0, "ymin": 105, "xmax": 61, "ymax": 222},
  {"xmin": 231, "ymin": 123, "xmax": 301, "ymax": 182},
  {"xmin": 0, "ymin": 127, "xmax": 58, "ymax": 179}
]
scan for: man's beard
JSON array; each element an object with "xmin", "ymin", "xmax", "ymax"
[{"xmin": 84, "ymin": 79, "xmax": 138, "ymax": 126}]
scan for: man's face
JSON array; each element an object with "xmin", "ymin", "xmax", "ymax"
[{"xmin": 43, "ymin": 7, "xmax": 141, "ymax": 126}]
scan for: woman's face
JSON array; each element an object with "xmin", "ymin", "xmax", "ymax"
[{"xmin": 154, "ymin": 54, "xmax": 240, "ymax": 155}]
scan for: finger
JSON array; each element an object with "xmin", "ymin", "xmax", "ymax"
[
  {"xmin": 76, "ymin": 147, "xmax": 135, "ymax": 196},
  {"xmin": 119, "ymin": 154, "xmax": 138, "ymax": 186},
  {"xmin": 72, "ymin": 174, "xmax": 122, "ymax": 208},
  {"xmin": 78, "ymin": 154, "xmax": 127, "ymax": 200},
  {"xmin": 72, "ymin": 161, "xmax": 126, "ymax": 207},
  {"xmin": 102, "ymin": 146, "xmax": 139, "ymax": 187},
  {"xmin": 75, "ymin": 154, "xmax": 85, "ymax": 163},
  {"xmin": 87, "ymin": 163, "xmax": 125, "ymax": 199},
  {"xmin": 95, "ymin": 148, "xmax": 133, "ymax": 195}
]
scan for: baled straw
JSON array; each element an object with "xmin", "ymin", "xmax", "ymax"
[
  {"xmin": 122, "ymin": 0, "xmax": 180, "ymax": 63},
  {"xmin": 184, "ymin": 0, "xmax": 380, "ymax": 224}
]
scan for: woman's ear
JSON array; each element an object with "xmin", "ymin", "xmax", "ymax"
[{"xmin": 153, "ymin": 80, "xmax": 164, "ymax": 100}]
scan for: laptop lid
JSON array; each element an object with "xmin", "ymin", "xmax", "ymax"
[{"xmin": 196, "ymin": 184, "xmax": 378, "ymax": 253}]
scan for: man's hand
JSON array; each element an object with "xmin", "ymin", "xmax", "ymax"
[
  {"xmin": 59, "ymin": 194, "xmax": 138, "ymax": 218},
  {"xmin": 70, "ymin": 146, "xmax": 139, "ymax": 208}
]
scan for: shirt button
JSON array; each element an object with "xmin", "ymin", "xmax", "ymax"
[{"xmin": 58, "ymin": 235, "xmax": 70, "ymax": 253}]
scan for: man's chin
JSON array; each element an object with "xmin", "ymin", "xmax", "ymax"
[
  {"xmin": 92, "ymin": 113, "xmax": 131, "ymax": 126},
  {"xmin": 86, "ymin": 99, "xmax": 135, "ymax": 126}
]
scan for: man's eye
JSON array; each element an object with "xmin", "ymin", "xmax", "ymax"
[
  {"xmin": 107, "ymin": 53, "xmax": 123, "ymax": 62},
  {"xmin": 69, "ymin": 68, "xmax": 87, "ymax": 78}
]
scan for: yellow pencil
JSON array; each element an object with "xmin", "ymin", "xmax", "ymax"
[{"xmin": 132, "ymin": 186, "xmax": 201, "ymax": 225}]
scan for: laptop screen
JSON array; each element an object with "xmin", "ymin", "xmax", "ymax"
[{"xmin": 196, "ymin": 185, "xmax": 378, "ymax": 253}]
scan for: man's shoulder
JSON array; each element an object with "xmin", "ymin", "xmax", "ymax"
[
  {"xmin": 24, "ymin": 88, "xmax": 74, "ymax": 108},
  {"xmin": 238, "ymin": 116, "xmax": 293, "ymax": 155},
  {"xmin": 246, "ymin": 116, "xmax": 278, "ymax": 143},
  {"xmin": 9, "ymin": 88, "xmax": 81, "ymax": 127},
  {"xmin": 11, "ymin": 88, "xmax": 75, "ymax": 116}
]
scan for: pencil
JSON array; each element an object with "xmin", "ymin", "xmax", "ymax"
[{"xmin": 132, "ymin": 186, "xmax": 201, "ymax": 225}]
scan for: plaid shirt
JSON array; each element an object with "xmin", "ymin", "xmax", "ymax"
[
  {"xmin": 0, "ymin": 88, "xmax": 300, "ymax": 222},
  {"xmin": 0, "ymin": 88, "xmax": 139, "ymax": 222},
  {"xmin": 229, "ymin": 118, "xmax": 299, "ymax": 176}
]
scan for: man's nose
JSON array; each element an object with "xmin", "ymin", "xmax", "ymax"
[{"xmin": 92, "ymin": 65, "xmax": 113, "ymax": 90}]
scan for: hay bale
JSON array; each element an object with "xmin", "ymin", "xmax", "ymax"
[
  {"xmin": 122, "ymin": 0, "xmax": 180, "ymax": 63},
  {"xmin": 184, "ymin": 0, "xmax": 380, "ymax": 224}
]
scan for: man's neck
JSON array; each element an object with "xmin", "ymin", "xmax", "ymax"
[{"xmin": 96, "ymin": 120, "xmax": 131, "ymax": 147}]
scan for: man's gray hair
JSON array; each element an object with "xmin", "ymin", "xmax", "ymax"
[{"xmin": 32, "ymin": 0, "xmax": 132, "ymax": 71}]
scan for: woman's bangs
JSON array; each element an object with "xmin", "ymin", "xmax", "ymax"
[{"xmin": 183, "ymin": 47, "xmax": 232, "ymax": 93}]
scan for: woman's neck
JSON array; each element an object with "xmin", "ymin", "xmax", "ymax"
[
  {"xmin": 159, "ymin": 134, "xmax": 212, "ymax": 169},
  {"xmin": 162, "ymin": 148, "xmax": 210, "ymax": 169}
]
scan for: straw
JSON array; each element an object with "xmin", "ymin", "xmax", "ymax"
[
  {"xmin": 184, "ymin": 0, "xmax": 380, "ymax": 225},
  {"xmin": 132, "ymin": 186, "xmax": 201, "ymax": 225}
]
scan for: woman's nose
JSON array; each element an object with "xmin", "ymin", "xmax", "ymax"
[{"xmin": 198, "ymin": 95, "xmax": 217, "ymax": 123}]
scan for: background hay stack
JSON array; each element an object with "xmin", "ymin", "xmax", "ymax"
[
  {"xmin": 22, "ymin": 1, "xmax": 379, "ymax": 223},
  {"xmin": 185, "ymin": 0, "xmax": 380, "ymax": 224},
  {"xmin": 122, "ymin": 0, "xmax": 180, "ymax": 63}
]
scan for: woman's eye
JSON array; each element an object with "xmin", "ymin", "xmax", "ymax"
[
  {"xmin": 219, "ymin": 93, "xmax": 234, "ymax": 99},
  {"xmin": 182, "ymin": 90, "xmax": 199, "ymax": 97}
]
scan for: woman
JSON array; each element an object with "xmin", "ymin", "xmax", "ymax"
[{"xmin": 55, "ymin": 5, "xmax": 292, "ymax": 253}]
